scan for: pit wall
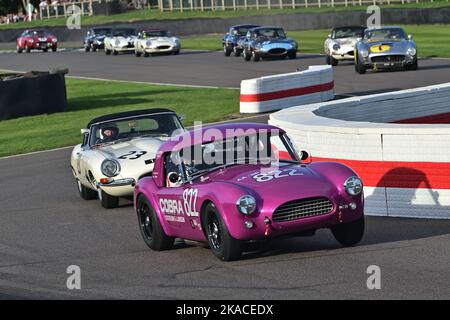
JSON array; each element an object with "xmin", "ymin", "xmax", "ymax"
[
  {"xmin": 240, "ymin": 65, "xmax": 334, "ymax": 114},
  {"xmin": 269, "ymin": 83, "xmax": 450, "ymax": 219}
]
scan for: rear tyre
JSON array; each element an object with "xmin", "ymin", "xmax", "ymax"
[
  {"xmin": 144, "ymin": 52, "xmax": 150, "ymax": 57},
  {"xmin": 204, "ymin": 203, "xmax": 242, "ymax": 261},
  {"xmin": 99, "ymin": 189, "xmax": 119, "ymax": 209},
  {"xmin": 408, "ymin": 58, "xmax": 418, "ymax": 71},
  {"xmin": 173, "ymin": 50, "xmax": 180, "ymax": 55},
  {"xmin": 84, "ymin": 45, "xmax": 90, "ymax": 52},
  {"xmin": 26, "ymin": 44, "xmax": 31, "ymax": 53},
  {"xmin": 105, "ymin": 48, "xmax": 111, "ymax": 55},
  {"xmin": 135, "ymin": 50, "xmax": 141, "ymax": 57},
  {"xmin": 137, "ymin": 195, "xmax": 174, "ymax": 251},
  {"xmin": 329, "ymin": 56, "xmax": 338, "ymax": 66},
  {"xmin": 76, "ymin": 180, "xmax": 97, "ymax": 200},
  {"xmin": 91, "ymin": 45, "xmax": 97, "ymax": 52},
  {"xmin": 16, "ymin": 44, "xmax": 23, "ymax": 53},
  {"xmin": 233, "ymin": 46, "xmax": 241, "ymax": 57},
  {"xmin": 52, "ymin": 47, "xmax": 57, "ymax": 52},
  {"xmin": 223, "ymin": 44, "xmax": 232, "ymax": 56},
  {"xmin": 112, "ymin": 50, "xmax": 118, "ymax": 56},
  {"xmin": 331, "ymin": 215, "xmax": 365, "ymax": 247},
  {"xmin": 252, "ymin": 51, "xmax": 260, "ymax": 62}
]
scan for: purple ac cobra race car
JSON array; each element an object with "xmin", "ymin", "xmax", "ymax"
[{"xmin": 134, "ymin": 123, "xmax": 365, "ymax": 261}]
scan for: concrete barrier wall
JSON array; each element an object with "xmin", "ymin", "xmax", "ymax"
[
  {"xmin": 240, "ymin": 65, "xmax": 334, "ymax": 113},
  {"xmin": 1, "ymin": 7, "xmax": 450, "ymax": 43},
  {"xmin": 269, "ymin": 83, "xmax": 450, "ymax": 219}
]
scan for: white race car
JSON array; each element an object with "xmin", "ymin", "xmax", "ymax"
[
  {"xmin": 324, "ymin": 26, "xmax": 365, "ymax": 66},
  {"xmin": 134, "ymin": 29, "xmax": 180, "ymax": 57},
  {"xmin": 70, "ymin": 108, "xmax": 185, "ymax": 209},
  {"xmin": 104, "ymin": 27, "xmax": 137, "ymax": 55}
]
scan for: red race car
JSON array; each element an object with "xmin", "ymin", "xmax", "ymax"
[{"xmin": 16, "ymin": 29, "xmax": 58, "ymax": 53}]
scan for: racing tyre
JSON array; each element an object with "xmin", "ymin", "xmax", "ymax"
[
  {"xmin": 144, "ymin": 52, "xmax": 149, "ymax": 57},
  {"xmin": 43, "ymin": 48, "xmax": 48, "ymax": 52},
  {"xmin": 76, "ymin": 180, "xmax": 97, "ymax": 200},
  {"xmin": 52, "ymin": 47, "xmax": 57, "ymax": 52},
  {"xmin": 243, "ymin": 49, "xmax": 251, "ymax": 61},
  {"xmin": 135, "ymin": 50, "xmax": 141, "ymax": 57},
  {"xmin": 99, "ymin": 189, "xmax": 119, "ymax": 209},
  {"xmin": 288, "ymin": 52, "xmax": 297, "ymax": 60},
  {"xmin": 112, "ymin": 50, "xmax": 118, "ymax": 56},
  {"xmin": 252, "ymin": 51, "xmax": 260, "ymax": 62},
  {"xmin": 233, "ymin": 47, "xmax": 241, "ymax": 57},
  {"xmin": 137, "ymin": 195, "xmax": 174, "ymax": 251},
  {"xmin": 17, "ymin": 45, "xmax": 23, "ymax": 53},
  {"xmin": 408, "ymin": 58, "xmax": 418, "ymax": 71},
  {"xmin": 204, "ymin": 203, "xmax": 242, "ymax": 261},
  {"xmin": 84, "ymin": 45, "xmax": 90, "ymax": 52},
  {"xmin": 91, "ymin": 45, "xmax": 97, "ymax": 52},
  {"xmin": 173, "ymin": 50, "xmax": 180, "ymax": 55},
  {"xmin": 25, "ymin": 44, "xmax": 31, "ymax": 53},
  {"xmin": 355, "ymin": 53, "xmax": 366, "ymax": 74},
  {"xmin": 105, "ymin": 49, "xmax": 111, "ymax": 55},
  {"xmin": 223, "ymin": 44, "xmax": 232, "ymax": 56},
  {"xmin": 328, "ymin": 56, "xmax": 338, "ymax": 66},
  {"xmin": 331, "ymin": 215, "xmax": 365, "ymax": 247}
]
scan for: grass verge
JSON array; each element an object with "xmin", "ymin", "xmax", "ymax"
[
  {"xmin": 1, "ymin": 2, "xmax": 450, "ymax": 30},
  {"xmin": 0, "ymin": 78, "xmax": 239, "ymax": 157},
  {"xmin": 182, "ymin": 25, "xmax": 450, "ymax": 58}
]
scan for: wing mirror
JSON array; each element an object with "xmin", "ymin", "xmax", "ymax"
[
  {"xmin": 178, "ymin": 113, "xmax": 186, "ymax": 122},
  {"xmin": 168, "ymin": 172, "xmax": 181, "ymax": 184},
  {"xmin": 327, "ymin": 34, "xmax": 331, "ymax": 38},
  {"xmin": 81, "ymin": 128, "xmax": 89, "ymax": 135},
  {"xmin": 408, "ymin": 34, "xmax": 413, "ymax": 40},
  {"xmin": 300, "ymin": 150, "xmax": 310, "ymax": 161}
]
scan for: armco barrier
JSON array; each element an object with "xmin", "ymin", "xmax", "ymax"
[
  {"xmin": 269, "ymin": 83, "xmax": 450, "ymax": 219},
  {"xmin": 240, "ymin": 65, "xmax": 334, "ymax": 114}
]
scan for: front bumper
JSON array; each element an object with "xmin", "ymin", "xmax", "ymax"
[
  {"xmin": 256, "ymin": 47, "xmax": 297, "ymax": 57},
  {"xmin": 227, "ymin": 197, "xmax": 364, "ymax": 241},
  {"xmin": 143, "ymin": 45, "xmax": 179, "ymax": 53},
  {"xmin": 112, "ymin": 45, "xmax": 135, "ymax": 52},
  {"xmin": 98, "ymin": 178, "xmax": 136, "ymax": 197},
  {"xmin": 31, "ymin": 42, "xmax": 56, "ymax": 49},
  {"xmin": 362, "ymin": 54, "xmax": 416, "ymax": 69},
  {"xmin": 329, "ymin": 44, "xmax": 355, "ymax": 61}
]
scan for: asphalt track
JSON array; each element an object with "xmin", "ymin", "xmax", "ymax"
[
  {"xmin": 1, "ymin": 49, "xmax": 450, "ymax": 299},
  {"xmin": 1, "ymin": 50, "xmax": 450, "ymax": 93}
]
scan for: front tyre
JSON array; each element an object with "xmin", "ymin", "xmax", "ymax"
[
  {"xmin": 52, "ymin": 47, "xmax": 57, "ymax": 52},
  {"xmin": 243, "ymin": 49, "xmax": 251, "ymax": 61},
  {"xmin": 204, "ymin": 203, "xmax": 242, "ymax": 261},
  {"xmin": 331, "ymin": 215, "xmax": 365, "ymax": 247},
  {"xmin": 99, "ymin": 189, "xmax": 119, "ymax": 209},
  {"xmin": 355, "ymin": 52, "xmax": 366, "ymax": 74},
  {"xmin": 137, "ymin": 195, "xmax": 174, "ymax": 251},
  {"xmin": 17, "ymin": 44, "xmax": 23, "ymax": 53},
  {"xmin": 76, "ymin": 180, "xmax": 97, "ymax": 200},
  {"xmin": 223, "ymin": 44, "xmax": 232, "ymax": 56},
  {"xmin": 288, "ymin": 51, "xmax": 297, "ymax": 60},
  {"xmin": 105, "ymin": 48, "xmax": 111, "ymax": 55}
]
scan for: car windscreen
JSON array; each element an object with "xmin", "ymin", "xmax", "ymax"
[
  {"xmin": 332, "ymin": 27, "xmax": 365, "ymax": 39},
  {"xmin": 89, "ymin": 113, "xmax": 183, "ymax": 147},
  {"xmin": 232, "ymin": 26, "xmax": 257, "ymax": 36},
  {"xmin": 255, "ymin": 28, "xmax": 286, "ymax": 39},
  {"xmin": 364, "ymin": 28, "xmax": 407, "ymax": 41},
  {"xmin": 143, "ymin": 30, "xmax": 169, "ymax": 37},
  {"xmin": 177, "ymin": 133, "xmax": 297, "ymax": 180},
  {"xmin": 93, "ymin": 28, "xmax": 111, "ymax": 36},
  {"xmin": 112, "ymin": 29, "xmax": 135, "ymax": 37}
]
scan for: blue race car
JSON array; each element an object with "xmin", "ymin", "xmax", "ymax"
[
  {"xmin": 241, "ymin": 26, "xmax": 298, "ymax": 62},
  {"xmin": 222, "ymin": 24, "xmax": 259, "ymax": 57},
  {"xmin": 84, "ymin": 27, "xmax": 112, "ymax": 52}
]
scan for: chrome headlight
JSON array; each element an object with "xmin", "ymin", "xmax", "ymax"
[
  {"xmin": 360, "ymin": 49, "xmax": 369, "ymax": 58},
  {"xmin": 344, "ymin": 176, "xmax": 363, "ymax": 196},
  {"xmin": 236, "ymin": 195, "xmax": 256, "ymax": 215},
  {"xmin": 114, "ymin": 39, "xmax": 120, "ymax": 46},
  {"xmin": 145, "ymin": 40, "xmax": 152, "ymax": 47},
  {"xmin": 52, "ymin": 38, "xmax": 57, "ymax": 42},
  {"xmin": 101, "ymin": 159, "xmax": 121, "ymax": 177},
  {"xmin": 407, "ymin": 47, "xmax": 416, "ymax": 56},
  {"xmin": 332, "ymin": 43, "xmax": 340, "ymax": 51}
]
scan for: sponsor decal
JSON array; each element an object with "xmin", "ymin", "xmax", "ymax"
[
  {"xmin": 251, "ymin": 168, "xmax": 304, "ymax": 183},
  {"xmin": 159, "ymin": 188, "xmax": 199, "ymax": 222}
]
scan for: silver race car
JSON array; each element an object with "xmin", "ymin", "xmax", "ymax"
[
  {"xmin": 324, "ymin": 26, "xmax": 365, "ymax": 66},
  {"xmin": 354, "ymin": 26, "xmax": 418, "ymax": 74}
]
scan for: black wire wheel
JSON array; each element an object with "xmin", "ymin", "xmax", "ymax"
[
  {"xmin": 136, "ymin": 195, "xmax": 174, "ymax": 251},
  {"xmin": 204, "ymin": 203, "xmax": 242, "ymax": 261}
]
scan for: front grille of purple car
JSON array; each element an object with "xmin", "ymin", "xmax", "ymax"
[{"xmin": 272, "ymin": 197, "xmax": 333, "ymax": 222}]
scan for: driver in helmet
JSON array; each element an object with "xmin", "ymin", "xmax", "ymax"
[{"xmin": 99, "ymin": 125, "xmax": 119, "ymax": 143}]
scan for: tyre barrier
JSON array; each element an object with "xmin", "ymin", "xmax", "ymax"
[
  {"xmin": 269, "ymin": 83, "xmax": 450, "ymax": 219},
  {"xmin": 240, "ymin": 65, "xmax": 334, "ymax": 114}
]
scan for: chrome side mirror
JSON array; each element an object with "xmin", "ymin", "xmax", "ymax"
[
  {"xmin": 178, "ymin": 113, "xmax": 186, "ymax": 122},
  {"xmin": 81, "ymin": 128, "xmax": 89, "ymax": 135},
  {"xmin": 327, "ymin": 34, "xmax": 331, "ymax": 38},
  {"xmin": 408, "ymin": 34, "xmax": 413, "ymax": 40},
  {"xmin": 300, "ymin": 150, "xmax": 310, "ymax": 161},
  {"xmin": 168, "ymin": 172, "xmax": 181, "ymax": 184}
]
